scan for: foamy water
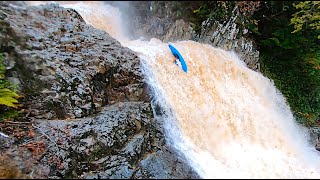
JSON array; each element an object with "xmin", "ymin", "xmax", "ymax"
[{"xmin": 26, "ymin": 1, "xmax": 320, "ymax": 178}]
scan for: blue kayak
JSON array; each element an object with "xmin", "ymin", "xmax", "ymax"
[{"xmin": 168, "ymin": 44, "xmax": 188, "ymax": 73}]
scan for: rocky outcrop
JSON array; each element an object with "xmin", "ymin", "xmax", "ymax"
[
  {"xmin": 309, "ymin": 127, "xmax": 320, "ymax": 151},
  {"xmin": 197, "ymin": 6, "xmax": 260, "ymax": 71},
  {"xmin": 124, "ymin": 2, "xmax": 194, "ymax": 43},
  {"xmin": 1, "ymin": 102, "xmax": 199, "ymax": 179},
  {"xmin": 0, "ymin": 2, "xmax": 145, "ymax": 119},
  {"xmin": 162, "ymin": 19, "xmax": 194, "ymax": 43},
  {"xmin": 0, "ymin": 1, "xmax": 199, "ymax": 179}
]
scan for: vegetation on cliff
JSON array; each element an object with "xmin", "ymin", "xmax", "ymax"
[
  {"xmin": 251, "ymin": 1, "xmax": 319, "ymax": 126},
  {"xmin": 0, "ymin": 53, "xmax": 21, "ymax": 121}
]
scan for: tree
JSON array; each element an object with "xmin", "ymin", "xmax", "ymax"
[{"xmin": 290, "ymin": 1, "xmax": 320, "ymax": 38}]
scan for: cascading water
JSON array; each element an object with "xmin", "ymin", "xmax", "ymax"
[{"xmin": 26, "ymin": 1, "xmax": 320, "ymax": 178}]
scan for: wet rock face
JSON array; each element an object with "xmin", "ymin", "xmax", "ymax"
[
  {"xmin": 0, "ymin": 2, "xmax": 144, "ymax": 119},
  {"xmin": 126, "ymin": 1, "xmax": 193, "ymax": 43},
  {"xmin": 197, "ymin": 7, "xmax": 260, "ymax": 71},
  {"xmin": 1, "ymin": 102, "xmax": 199, "ymax": 179},
  {"xmin": 309, "ymin": 127, "xmax": 320, "ymax": 151}
]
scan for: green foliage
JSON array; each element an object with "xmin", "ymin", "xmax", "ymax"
[
  {"xmin": 251, "ymin": 1, "xmax": 320, "ymax": 126},
  {"xmin": 290, "ymin": 1, "xmax": 320, "ymax": 36},
  {"xmin": 260, "ymin": 25, "xmax": 307, "ymax": 50},
  {"xmin": 0, "ymin": 53, "xmax": 21, "ymax": 121},
  {"xmin": 0, "ymin": 88, "xmax": 21, "ymax": 108},
  {"xmin": 0, "ymin": 108, "xmax": 20, "ymax": 121},
  {"xmin": 246, "ymin": 19, "xmax": 260, "ymax": 35}
]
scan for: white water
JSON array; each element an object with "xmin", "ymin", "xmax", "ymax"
[{"xmin": 26, "ymin": 1, "xmax": 320, "ymax": 178}]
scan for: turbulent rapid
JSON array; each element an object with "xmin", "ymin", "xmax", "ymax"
[{"xmin": 27, "ymin": 1, "xmax": 320, "ymax": 178}]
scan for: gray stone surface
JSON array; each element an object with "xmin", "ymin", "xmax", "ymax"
[
  {"xmin": 309, "ymin": 127, "xmax": 320, "ymax": 151},
  {"xmin": 197, "ymin": 6, "xmax": 260, "ymax": 71},
  {"xmin": 27, "ymin": 102, "xmax": 198, "ymax": 179},
  {"xmin": 0, "ymin": 1, "xmax": 144, "ymax": 119}
]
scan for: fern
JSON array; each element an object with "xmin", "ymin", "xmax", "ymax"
[
  {"xmin": 0, "ymin": 88, "xmax": 21, "ymax": 108},
  {"xmin": 0, "ymin": 53, "xmax": 22, "ymax": 114}
]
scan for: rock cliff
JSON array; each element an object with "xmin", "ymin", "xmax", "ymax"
[{"xmin": 0, "ymin": 1, "xmax": 199, "ymax": 179}]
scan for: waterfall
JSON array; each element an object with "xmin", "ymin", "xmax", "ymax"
[{"xmin": 26, "ymin": 1, "xmax": 320, "ymax": 178}]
